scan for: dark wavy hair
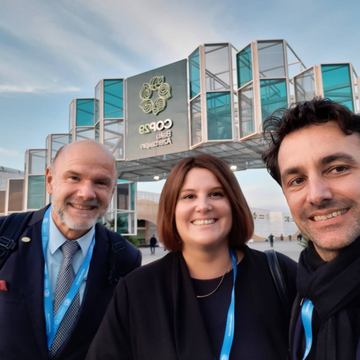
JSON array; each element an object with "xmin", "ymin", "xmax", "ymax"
[
  {"xmin": 157, "ymin": 154, "xmax": 254, "ymax": 252},
  {"xmin": 262, "ymin": 97, "xmax": 360, "ymax": 185}
]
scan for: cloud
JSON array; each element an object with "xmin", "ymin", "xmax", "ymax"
[
  {"xmin": 0, "ymin": 147, "xmax": 19, "ymax": 157},
  {"xmin": 0, "ymin": 85, "xmax": 80, "ymax": 94}
]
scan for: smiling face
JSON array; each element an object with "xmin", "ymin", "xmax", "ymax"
[
  {"xmin": 278, "ymin": 121, "xmax": 360, "ymax": 260},
  {"xmin": 46, "ymin": 140, "xmax": 116, "ymax": 240},
  {"xmin": 175, "ymin": 168, "xmax": 232, "ymax": 254}
]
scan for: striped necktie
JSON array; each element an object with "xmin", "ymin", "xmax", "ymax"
[{"xmin": 49, "ymin": 240, "xmax": 80, "ymax": 358}]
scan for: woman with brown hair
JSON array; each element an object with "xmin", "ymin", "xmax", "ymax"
[{"xmin": 87, "ymin": 154, "xmax": 297, "ymax": 360}]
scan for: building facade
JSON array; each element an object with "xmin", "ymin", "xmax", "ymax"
[{"xmin": 1, "ymin": 39, "xmax": 358, "ymax": 237}]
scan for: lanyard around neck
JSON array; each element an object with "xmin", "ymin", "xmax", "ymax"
[
  {"xmin": 41, "ymin": 206, "xmax": 96, "ymax": 349},
  {"xmin": 219, "ymin": 249, "xmax": 237, "ymax": 360},
  {"xmin": 301, "ymin": 298, "xmax": 314, "ymax": 360}
]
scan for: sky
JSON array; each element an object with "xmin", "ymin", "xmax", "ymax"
[{"xmin": 1, "ymin": 0, "xmax": 359, "ymax": 212}]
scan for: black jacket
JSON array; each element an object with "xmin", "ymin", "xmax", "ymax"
[
  {"xmin": 0, "ymin": 207, "xmax": 141, "ymax": 360},
  {"xmin": 87, "ymin": 246, "xmax": 297, "ymax": 360}
]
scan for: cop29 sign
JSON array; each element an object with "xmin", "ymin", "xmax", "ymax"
[{"xmin": 126, "ymin": 60, "xmax": 188, "ymax": 160}]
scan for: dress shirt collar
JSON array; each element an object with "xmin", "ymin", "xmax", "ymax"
[{"xmin": 48, "ymin": 213, "xmax": 95, "ymax": 257}]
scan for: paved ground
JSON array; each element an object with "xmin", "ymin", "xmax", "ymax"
[{"xmin": 140, "ymin": 240, "xmax": 304, "ymax": 265}]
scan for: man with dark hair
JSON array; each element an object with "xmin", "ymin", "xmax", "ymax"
[
  {"xmin": 0, "ymin": 140, "xmax": 141, "ymax": 360},
  {"xmin": 262, "ymin": 98, "xmax": 360, "ymax": 359}
]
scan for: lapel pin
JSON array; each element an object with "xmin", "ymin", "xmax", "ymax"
[{"xmin": 21, "ymin": 237, "xmax": 31, "ymax": 243}]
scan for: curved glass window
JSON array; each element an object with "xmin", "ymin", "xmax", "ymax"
[
  {"xmin": 28, "ymin": 175, "xmax": 45, "ymax": 209},
  {"xmin": 205, "ymin": 44, "xmax": 230, "ymax": 91},
  {"xmin": 95, "ymin": 82, "xmax": 100, "ymax": 124},
  {"xmin": 260, "ymin": 79, "xmax": 287, "ymax": 121},
  {"xmin": 29, "ymin": 149, "xmax": 46, "ymax": 175},
  {"xmin": 294, "ymin": 68, "xmax": 316, "ymax": 102},
  {"xmin": 104, "ymin": 79, "xmax": 124, "ymax": 118},
  {"xmin": 207, "ymin": 92, "xmax": 232, "ymax": 140},
  {"xmin": 191, "ymin": 97, "xmax": 202, "ymax": 146},
  {"xmin": 239, "ymin": 84, "xmax": 254, "ymax": 138},
  {"xmin": 189, "ymin": 49, "xmax": 200, "ymax": 99},
  {"xmin": 258, "ymin": 41, "xmax": 285, "ymax": 78},
  {"xmin": 8, "ymin": 179, "xmax": 23, "ymax": 212},
  {"xmin": 76, "ymin": 99, "xmax": 94, "ymax": 126},
  {"xmin": 237, "ymin": 45, "xmax": 252, "ymax": 88},
  {"xmin": 104, "ymin": 119, "xmax": 124, "ymax": 159},
  {"xmin": 322, "ymin": 64, "xmax": 353, "ymax": 111},
  {"xmin": 0, "ymin": 191, "xmax": 5, "ymax": 214}
]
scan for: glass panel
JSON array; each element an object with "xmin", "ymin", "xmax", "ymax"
[
  {"xmin": 76, "ymin": 99, "xmax": 95, "ymax": 126},
  {"xmin": 95, "ymin": 122, "xmax": 100, "ymax": 142},
  {"xmin": 129, "ymin": 212, "xmax": 135, "ymax": 234},
  {"xmin": 190, "ymin": 96, "xmax": 202, "ymax": 146},
  {"xmin": 0, "ymin": 191, "xmax": 5, "ymax": 213},
  {"xmin": 189, "ymin": 48, "xmax": 200, "ymax": 99},
  {"xmin": 239, "ymin": 83, "xmax": 254, "ymax": 138},
  {"xmin": 102, "ymin": 210, "xmax": 114, "ymax": 231},
  {"xmin": 95, "ymin": 82, "xmax": 100, "ymax": 123},
  {"xmin": 69, "ymin": 100, "xmax": 74, "ymax": 132},
  {"xmin": 76, "ymin": 127, "xmax": 95, "ymax": 141},
  {"xmin": 50, "ymin": 134, "xmax": 70, "ymax": 165},
  {"xmin": 131, "ymin": 183, "xmax": 135, "ymax": 210},
  {"xmin": 294, "ymin": 68, "xmax": 316, "ymax": 102},
  {"xmin": 232, "ymin": 46, "xmax": 238, "ymax": 91},
  {"xmin": 207, "ymin": 92, "xmax": 232, "ymax": 140},
  {"xmin": 237, "ymin": 45, "xmax": 252, "ymax": 88},
  {"xmin": 8, "ymin": 179, "xmax": 23, "ymax": 212},
  {"xmin": 117, "ymin": 183, "xmax": 129, "ymax": 210},
  {"xmin": 104, "ymin": 79, "xmax": 124, "ymax": 118},
  {"xmin": 104, "ymin": 119, "xmax": 124, "ymax": 159},
  {"xmin": 260, "ymin": 79, "xmax": 288, "ymax": 122},
  {"xmin": 258, "ymin": 41, "xmax": 285, "ymax": 78},
  {"xmin": 322, "ymin": 64, "xmax": 354, "ymax": 111},
  {"xmin": 28, "ymin": 175, "xmax": 45, "ymax": 209},
  {"xmin": 29, "ymin": 149, "xmax": 46, "ymax": 174},
  {"xmin": 205, "ymin": 44, "xmax": 230, "ymax": 91},
  {"xmin": 117, "ymin": 212, "xmax": 129, "ymax": 234}
]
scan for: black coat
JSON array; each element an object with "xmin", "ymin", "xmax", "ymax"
[
  {"xmin": 0, "ymin": 207, "xmax": 141, "ymax": 360},
  {"xmin": 87, "ymin": 246, "xmax": 297, "ymax": 360}
]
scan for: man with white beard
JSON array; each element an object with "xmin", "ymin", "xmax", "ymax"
[{"xmin": 0, "ymin": 140, "xmax": 141, "ymax": 360}]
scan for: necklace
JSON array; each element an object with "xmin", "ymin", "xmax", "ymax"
[
  {"xmin": 196, "ymin": 272, "xmax": 226, "ymax": 299},
  {"xmin": 195, "ymin": 251, "xmax": 238, "ymax": 299}
]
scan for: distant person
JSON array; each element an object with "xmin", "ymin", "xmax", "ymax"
[
  {"xmin": 297, "ymin": 233, "xmax": 302, "ymax": 242},
  {"xmin": 0, "ymin": 140, "xmax": 141, "ymax": 360},
  {"xmin": 280, "ymin": 234, "xmax": 284, "ymax": 241},
  {"xmin": 262, "ymin": 98, "xmax": 360, "ymax": 359},
  {"xmin": 288, "ymin": 234, "xmax": 292, "ymax": 241},
  {"xmin": 150, "ymin": 234, "xmax": 157, "ymax": 255},
  {"xmin": 87, "ymin": 154, "xmax": 297, "ymax": 360},
  {"xmin": 269, "ymin": 233, "xmax": 274, "ymax": 247}
]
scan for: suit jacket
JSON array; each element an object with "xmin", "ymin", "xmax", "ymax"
[
  {"xmin": 0, "ymin": 207, "xmax": 141, "ymax": 360},
  {"xmin": 87, "ymin": 246, "xmax": 297, "ymax": 360}
]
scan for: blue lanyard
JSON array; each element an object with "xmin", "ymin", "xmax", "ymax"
[
  {"xmin": 42, "ymin": 206, "xmax": 95, "ymax": 349},
  {"xmin": 301, "ymin": 298, "xmax": 314, "ymax": 360},
  {"xmin": 219, "ymin": 249, "xmax": 237, "ymax": 360}
]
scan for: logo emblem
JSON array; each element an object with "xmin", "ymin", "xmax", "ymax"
[
  {"xmin": 64, "ymin": 298, "xmax": 71, "ymax": 306},
  {"xmin": 139, "ymin": 76, "xmax": 171, "ymax": 115},
  {"xmin": 44, "ymin": 289, "xmax": 50, "ymax": 297}
]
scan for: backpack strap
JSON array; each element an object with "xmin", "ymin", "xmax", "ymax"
[
  {"xmin": 265, "ymin": 249, "xmax": 291, "ymax": 315},
  {"xmin": 107, "ymin": 231, "xmax": 142, "ymax": 285},
  {"xmin": 0, "ymin": 212, "xmax": 34, "ymax": 270}
]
